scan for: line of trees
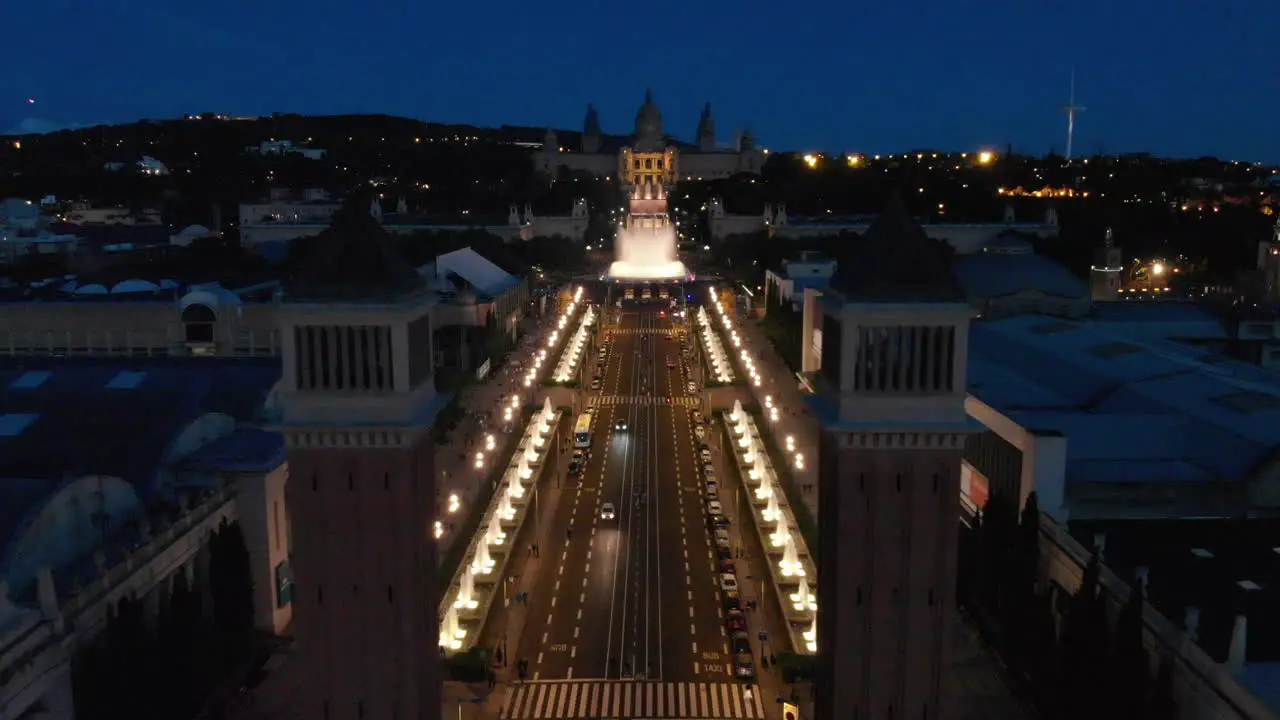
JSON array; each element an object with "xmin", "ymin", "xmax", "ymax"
[
  {"xmin": 760, "ymin": 275, "xmax": 803, "ymax": 371},
  {"xmin": 957, "ymin": 489, "xmax": 1179, "ymax": 719},
  {"xmin": 71, "ymin": 519, "xmax": 257, "ymax": 720}
]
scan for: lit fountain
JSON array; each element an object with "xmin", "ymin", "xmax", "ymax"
[
  {"xmin": 607, "ymin": 182, "xmax": 688, "ymax": 280},
  {"xmin": 454, "ymin": 568, "xmax": 478, "ymax": 610},
  {"xmin": 485, "ymin": 513, "xmax": 506, "ymax": 546},
  {"xmin": 730, "ymin": 399, "xmax": 744, "ymax": 423},
  {"xmin": 517, "ymin": 455, "xmax": 533, "ymax": 480},
  {"xmin": 791, "ymin": 577, "xmax": 816, "ymax": 613},
  {"xmin": 755, "ymin": 469, "xmax": 773, "ymax": 500},
  {"xmin": 506, "ymin": 468, "xmax": 525, "ymax": 500},
  {"xmin": 523, "ymin": 440, "xmax": 539, "ymax": 465},
  {"xmin": 804, "ymin": 615, "xmax": 817, "ymax": 653},
  {"xmin": 763, "ymin": 489, "xmax": 780, "ymax": 523},
  {"xmin": 750, "ymin": 454, "xmax": 768, "ymax": 482},
  {"xmin": 440, "ymin": 608, "xmax": 464, "ymax": 650},
  {"xmin": 770, "ymin": 514, "xmax": 790, "ymax": 547},
  {"xmin": 471, "ymin": 539, "xmax": 494, "ymax": 575},
  {"xmin": 780, "ymin": 536, "xmax": 805, "ymax": 577},
  {"xmin": 498, "ymin": 491, "xmax": 515, "ymax": 521}
]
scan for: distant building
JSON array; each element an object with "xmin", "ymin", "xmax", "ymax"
[
  {"xmin": 238, "ymin": 189, "xmax": 588, "ymax": 251},
  {"xmin": 535, "ymin": 90, "xmax": 767, "ymax": 182},
  {"xmin": 248, "ymin": 139, "xmax": 328, "ymax": 160},
  {"xmin": 764, "ymin": 251, "xmax": 836, "ymax": 309},
  {"xmin": 710, "ymin": 198, "xmax": 1061, "ymax": 245}
]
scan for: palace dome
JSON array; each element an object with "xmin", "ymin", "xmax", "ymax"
[{"xmin": 634, "ymin": 89, "xmax": 662, "ymax": 139}]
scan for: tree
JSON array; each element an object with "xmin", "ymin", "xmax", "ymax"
[
  {"xmin": 1111, "ymin": 575, "xmax": 1150, "ymax": 719},
  {"xmin": 1148, "ymin": 653, "xmax": 1178, "ymax": 719},
  {"xmin": 1060, "ymin": 550, "xmax": 1111, "ymax": 717},
  {"xmin": 210, "ymin": 521, "xmax": 257, "ymax": 661}
]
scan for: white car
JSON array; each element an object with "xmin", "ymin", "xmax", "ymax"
[
  {"xmin": 601, "ymin": 502, "xmax": 616, "ymax": 520},
  {"xmin": 700, "ymin": 449, "xmax": 712, "ymax": 462},
  {"xmin": 615, "ymin": 418, "xmax": 628, "ymax": 431},
  {"xmin": 719, "ymin": 573, "xmax": 739, "ymax": 592},
  {"xmin": 694, "ymin": 426, "xmax": 706, "ymax": 439},
  {"xmin": 707, "ymin": 500, "xmax": 723, "ymax": 516}
]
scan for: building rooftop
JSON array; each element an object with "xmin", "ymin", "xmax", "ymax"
[
  {"xmin": 0, "ymin": 355, "xmax": 280, "ymax": 491},
  {"xmin": 423, "ymin": 246, "xmax": 520, "ymax": 298},
  {"xmin": 1088, "ymin": 301, "xmax": 1230, "ymax": 341},
  {"xmin": 953, "ymin": 252, "xmax": 1088, "ymax": 300},
  {"xmin": 968, "ymin": 314, "xmax": 1280, "ymax": 484}
]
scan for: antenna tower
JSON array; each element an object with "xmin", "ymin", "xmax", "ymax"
[{"xmin": 1063, "ymin": 68, "xmax": 1086, "ymax": 162}]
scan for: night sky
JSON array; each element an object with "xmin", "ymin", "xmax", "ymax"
[{"xmin": 3, "ymin": 0, "xmax": 1276, "ymax": 162}]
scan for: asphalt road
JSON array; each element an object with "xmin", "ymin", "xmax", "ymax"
[{"xmin": 516, "ymin": 305, "xmax": 741, "ymax": 686}]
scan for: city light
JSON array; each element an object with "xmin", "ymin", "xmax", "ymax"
[
  {"xmin": 802, "ymin": 153, "xmax": 819, "ymax": 169},
  {"xmin": 447, "ymin": 493, "xmax": 460, "ymax": 514},
  {"xmin": 977, "ymin": 150, "xmax": 994, "ymax": 165}
]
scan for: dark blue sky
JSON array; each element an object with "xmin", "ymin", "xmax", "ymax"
[{"xmin": 3, "ymin": 0, "xmax": 1276, "ymax": 162}]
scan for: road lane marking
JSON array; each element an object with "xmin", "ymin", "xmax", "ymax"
[
  {"xmin": 689, "ymin": 623, "xmax": 695, "ymax": 634},
  {"xmin": 547, "ymin": 614, "xmax": 553, "ymax": 625},
  {"xmin": 537, "ymin": 651, "xmax": 544, "ymax": 665},
  {"xmin": 574, "ymin": 627, "xmax": 580, "ymax": 638},
  {"xmin": 567, "ymin": 666, "xmax": 574, "ymax": 679},
  {"xmin": 580, "ymin": 591, "xmax": 586, "ymax": 601},
  {"xmin": 542, "ymin": 632, "xmax": 547, "ymax": 643},
  {"xmin": 551, "ymin": 597, "xmax": 557, "ymax": 607},
  {"xmin": 692, "ymin": 641, "xmax": 698, "ymax": 653},
  {"xmin": 570, "ymin": 645, "xmax": 577, "ymax": 658},
  {"xmin": 554, "ymin": 580, "xmax": 560, "ymax": 591},
  {"xmin": 688, "ymin": 607, "xmax": 694, "ymax": 617}
]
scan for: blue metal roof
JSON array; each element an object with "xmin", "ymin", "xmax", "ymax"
[
  {"xmin": 1088, "ymin": 302, "xmax": 1229, "ymax": 341},
  {"xmin": 969, "ymin": 315, "xmax": 1280, "ymax": 483},
  {"xmin": 0, "ymin": 357, "xmax": 280, "ymax": 552},
  {"xmin": 179, "ymin": 428, "xmax": 286, "ymax": 474},
  {"xmin": 953, "ymin": 253, "xmax": 1088, "ymax": 299}
]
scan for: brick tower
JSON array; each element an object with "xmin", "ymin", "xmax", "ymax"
[
  {"xmin": 273, "ymin": 200, "xmax": 445, "ymax": 720},
  {"xmin": 809, "ymin": 193, "xmax": 978, "ymax": 720}
]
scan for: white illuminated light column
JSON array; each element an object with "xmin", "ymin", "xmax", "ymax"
[
  {"xmin": 507, "ymin": 467, "xmax": 525, "ymax": 500},
  {"xmin": 486, "ymin": 512, "xmax": 506, "ymax": 545},
  {"xmin": 455, "ymin": 568, "xmax": 478, "ymax": 610},
  {"xmin": 804, "ymin": 614, "xmax": 817, "ymax": 653},
  {"xmin": 440, "ymin": 608, "xmax": 464, "ymax": 649},
  {"xmin": 780, "ymin": 536, "xmax": 805, "ymax": 577},
  {"xmin": 791, "ymin": 577, "xmax": 816, "ymax": 612},
  {"xmin": 498, "ymin": 491, "xmax": 515, "ymax": 521},
  {"xmin": 471, "ymin": 539, "xmax": 493, "ymax": 575}
]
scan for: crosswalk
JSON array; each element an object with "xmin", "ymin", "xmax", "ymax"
[
  {"xmin": 590, "ymin": 395, "xmax": 700, "ymax": 407},
  {"xmin": 499, "ymin": 681, "xmax": 766, "ymax": 719}
]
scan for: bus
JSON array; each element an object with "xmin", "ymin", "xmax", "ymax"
[{"xmin": 573, "ymin": 412, "xmax": 593, "ymax": 448}]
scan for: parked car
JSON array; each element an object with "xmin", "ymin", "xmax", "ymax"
[
  {"xmin": 733, "ymin": 652, "xmax": 756, "ymax": 680},
  {"xmin": 730, "ymin": 630, "xmax": 752, "ymax": 654},
  {"xmin": 725, "ymin": 609, "xmax": 747, "ymax": 631},
  {"xmin": 707, "ymin": 500, "xmax": 723, "ymax": 515},
  {"xmin": 722, "ymin": 590, "xmax": 741, "ymax": 610},
  {"xmin": 720, "ymin": 573, "xmax": 738, "ymax": 592}
]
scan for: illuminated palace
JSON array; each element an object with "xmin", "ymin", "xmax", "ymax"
[{"xmin": 535, "ymin": 89, "xmax": 767, "ymax": 182}]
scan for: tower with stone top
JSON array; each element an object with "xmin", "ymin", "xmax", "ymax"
[
  {"xmin": 809, "ymin": 193, "xmax": 978, "ymax": 720},
  {"xmin": 271, "ymin": 198, "xmax": 444, "ymax": 720},
  {"xmin": 1091, "ymin": 226, "xmax": 1123, "ymax": 301}
]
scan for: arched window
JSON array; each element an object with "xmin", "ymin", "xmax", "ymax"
[{"xmin": 182, "ymin": 304, "xmax": 216, "ymax": 344}]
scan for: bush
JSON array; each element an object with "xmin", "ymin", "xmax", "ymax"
[{"xmin": 443, "ymin": 646, "xmax": 491, "ymax": 682}]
